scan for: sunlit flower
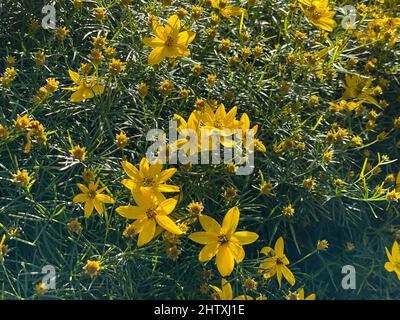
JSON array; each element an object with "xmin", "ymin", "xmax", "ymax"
[
  {"xmin": 143, "ymin": 15, "xmax": 195, "ymax": 65},
  {"xmin": 384, "ymin": 241, "xmax": 400, "ymax": 280},
  {"xmin": 259, "ymin": 237, "xmax": 296, "ymax": 287},
  {"xmin": 298, "ymin": 0, "xmax": 337, "ymax": 32},
  {"xmin": 63, "ymin": 70, "xmax": 105, "ymax": 102},
  {"xmin": 120, "ymin": 158, "xmax": 180, "ymax": 197},
  {"xmin": 116, "ymin": 190, "xmax": 182, "ymax": 246},
  {"xmin": 210, "ymin": 278, "xmax": 253, "ymax": 300},
  {"xmin": 73, "ymin": 180, "xmax": 115, "ymax": 218},
  {"xmin": 189, "ymin": 207, "xmax": 259, "ymax": 276}
]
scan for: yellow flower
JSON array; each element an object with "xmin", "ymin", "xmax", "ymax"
[
  {"xmin": 35, "ymin": 283, "xmax": 47, "ymax": 295},
  {"xmin": 115, "ymin": 132, "xmax": 128, "ymax": 148},
  {"xmin": 142, "ymin": 15, "xmax": 196, "ymax": 65},
  {"xmin": 342, "ymin": 74, "xmax": 377, "ymax": 105},
  {"xmin": 83, "ymin": 260, "xmax": 101, "ymax": 277},
  {"xmin": 73, "ymin": 180, "xmax": 115, "ymax": 218},
  {"xmin": 189, "ymin": 207, "xmax": 259, "ymax": 277},
  {"xmin": 13, "ymin": 170, "xmax": 34, "ymax": 189},
  {"xmin": 70, "ymin": 145, "xmax": 86, "ymax": 161},
  {"xmin": 108, "ymin": 59, "xmax": 125, "ymax": 76},
  {"xmin": 210, "ymin": 278, "xmax": 253, "ymax": 300},
  {"xmin": 116, "ymin": 190, "xmax": 182, "ymax": 247},
  {"xmin": 63, "ymin": 70, "xmax": 105, "ymax": 103},
  {"xmin": 384, "ymin": 241, "xmax": 400, "ymax": 280},
  {"xmin": 259, "ymin": 236, "xmax": 296, "ymax": 287},
  {"xmin": 298, "ymin": 0, "xmax": 337, "ymax": 32},
  {"xmin": 120, "ymin": 158, "xmax": 180, "ymax": 196},
  {"xmin": 317, "ymin": 239, "xmax": 329, "ymax": 251},
  {"xmin": 211, "ymin": 0, "xmax": 246, "ymax": 22},
  {"xmin": 287, "ymin": 288, "xmax": 316, "ymax": 300}
]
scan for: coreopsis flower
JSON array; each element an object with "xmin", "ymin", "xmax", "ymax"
[
  {"xmin": 137, "ymin": 82, "xmax": 149, "ymax": 97},
  {"xmin": 35, "ymin": 283, "xmax": 47, "ymax": 295},
  {"xmin": 317, "ymin": 239, "xmax": 329, "ymax": 251},
  {"xmin": 13, "ymin": 170, "xmax": 34, "ymax": 189},
  {"xmin": 45, "ymin": 78, "xmax": 59, "ymax": 93},
  {"xmin": 0, "ymin": 124, "xmax": 9, "ymax": 140},
  {"xmin": 67, "ymin": 219, "xmax": 82, "ymax": 233},
  {"xmin": 260, "ymin": 181, "xmax": 273, "ymax": 195},
  {"xmin": 195, "ymin": 103, "xmax": 239, "ymax": 148},
  {"xmin": 55, "ymin": 26, "xmax": 68, "ymax": 41},
  {"xmin": 6, "ymin": 55, "xmax": 15, "ymax": 66},
  {"xmin": 115, "ymin": 132, "xmax": 128, "ymax": 148},
  {"xmin": 116, "ymin": 190, "xmax": 182, "ymax": 246},
  {"xmin": 108, "ymin": 59, "xmax": 125, "ymax": 76},
  {"xmin": 210, "ymin": 278, "xmax": 253, "ymax": 300},
  {"xmin": 63, "ymin": 70, "xmax": 105, "ymax": 102},
  {"xmin": 187, "ymin": 201, "xmax": 204, "ymax": 217},
  {"xmin": 298, "ymin": 0, "xmax": 337, "ymax": 32},
  {"xmin": 191, "ymin": 5, "xmax": 203, "ymax": 20},
  {"xmin": 93, "ymin": 7, "xmax": 105, "ymax": 21},
  {"xmin": 287, "ymin": 288, "xmax": 316, "ymax": 300},
  {"xmin": 211, "ymin": 0, "xmax": 246, "ymax": 22},
  {"xmin": 83, "ymin": 260, "xmax": 101, "ymax": 277},
  {"xmin": 70, "ymin": 145, "xmax": 86, "ymax": 161},
  {"xmin": 342, "ymin": 74, "xmax": 377, "ymax": 105},
  {"xmin": 34, "ymin": 51, "xmax": 46, "ymax": 65},
  {"xmin": 189, "ymin": 207, "xmax": 259, "ymax": 277},
  {"xmin": 384, "ymin": 241, "xmax": 400, "ymax": 280},
  {"xmin": 143, "ymin": 15, "xmax": 196, "ymax": 65},
  {"xmin": 120, "ymin": 158, "xmax": 180, "ymax": 196},
  {"xmin": 259, "ymin": 236, "xmax": 296, "ymax": 287},
  {"xmin": 73, "ymin": 180, "xmax": 115, "ymax": 218}
]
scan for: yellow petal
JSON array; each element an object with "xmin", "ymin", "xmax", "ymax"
[
  {"xmin": 68, "ymin": 69, "xmax": 81, "ymax": 83},
  {"xmin": 157, "ymin": 184, "xmax": 180, "ymax": 193},
  {"xmin": 148, "ymin": 46, "xmax": 165, "ymax": 65},
  {"xmin": 198, "ymin": 242, "xmax": 220, "ymax": 262},
  {"xmin": 165, "ymin": 15, "xmax": 181, "ymax": 36},
  {"xmin": 77, "ymin": 183, "xmax": 89, "ymax": 193},
  {"xmin": 281, "ymin": 265, "xmax": 295, "ymax": 286},
  {"xmin": 96, "ymin": 194, "xmax": 115, "ymax": 204},
  {"xmin": 156, "ymin": 198, "xmax": 178, "ymax": 215},
  {"xmin": 155, "ymin": 215, "xmax": 182, "ymax": 235},
  {"xmin": 221, "ymin": 279, "xmax": 233, "ymax": 300},
  {"xmin": 274, "ymin": 237, "xmax": 285, "ymax": 256},
  {"xmin": 137, "ymin": 219, "xmax": 156, "ymax": 246},
  {"xmin": 116, "ymin": 205, "xmax": 146, "ymax": 220},
  {"xmin": 216, "ymin": 244, "xmax": 234, "ymax": 277},
  {"xmin": 93, "ymin": 199, "xmax": 104, "ymax": 215},
  {"xmin": 189, "ymin": 232, "xmax": 218, "ymax": 244},
  {"xmin": 221, "ymin": 207, "xmax": 240, "ymax": 235},
  {"xmin": 84, "ymin": 200, "xmax": 94, "ymax": 218},
  {"xmin": 142, "ymin": 36, "xmax": 165, "ymax": 47},
  {"xmin": 73, "ymin": 193, "xmax": 88, "ymax": 203},
  {"xmin": 159, "ymin": 168, "xmax": 176, "ymax": 183},
  {"xmin": 199, "ymin": 215, "xmax": 221, "ymax": 233},
  {"xmin": 232, "ymin": 231, "xmax": 259, "ymax": 245}
]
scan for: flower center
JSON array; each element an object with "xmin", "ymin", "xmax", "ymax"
[
  {"xmin": 146, "ymin": 208, "xmax": 157, "ymax": 219},
  {"xmin": 214, "ymin": 119, "xmax": 223, "ymax": 128},
  {"xmin": 218, "ymin": 234, "xmax": 230, "ymax": 244},
  {"xmin": 165, "ymin": 36, "xmax": 175, "ymax": 47},
  {"xmin": 276, "ymin": 257, "xmax": 284, "ymax": 265},
  {"xmin": 88, "ymin": 190, "xmax": 96, "ymax": 199},
  {"xmin": 142, "ymin": 177, "xmax": 155, "ymax": 187}
]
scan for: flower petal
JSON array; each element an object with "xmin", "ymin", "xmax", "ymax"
[
  {"xmin": 189, "ymin": 232, "xmax": 218, "ymax": 244},
  {"xmin": 216, "ymin": 244, "xmax": 235, "ymax": 277}
]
